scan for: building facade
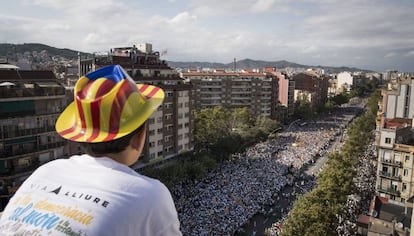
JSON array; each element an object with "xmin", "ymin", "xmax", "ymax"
[
  {"xmin": 275, "ymin": 71, "xmax": 295, "ymax": 122},
  {"xmin": 79, "ymin": 44, "xmax": 194, "ymax": 165},
  {"xmin": 181, "ymin": 69, "xmax": 280, "ymax": 120},
  {"xmin": 337, "ymin": 71, "xmax": 353, "ymax": 93},
  {"xmin": 0, "ymin": 67, "xmax": 66, "ymax": 209},
  {"xmin": 375, "ymin": 76, "xmax": 414, "ymax": 205},
  {"xmin": 292, "ymin": 71, "xmax": 330, "ymax": 108}
]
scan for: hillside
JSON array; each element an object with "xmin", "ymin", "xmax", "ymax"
[
  {"xmin": 0, "ymin": 43, "xmax": 369, "ymax": 73},
  {"xmin": 0, "ymin": 43, "xmax": 83, "ymax": 59},
  {"xmin": 168, "ymin": 58, "xmax": 369, "ymax": 73}
]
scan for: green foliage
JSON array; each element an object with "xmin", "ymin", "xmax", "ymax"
[
  {"xmin": 194, "ymin": 106, "xmax": 232, "ymax": 150},
  {"xmin": 281, "ymin": 189, "xmax": 338, "ymax": 236},
  {"xmin": 293, "ymin": 94, "xmax": 315, "ymax": 119},
  {"xmin": 330, "ymin": 92, "xmax": 349, "ymax": 106},
  {"xmin": 142, "ymin": 153, "xmax": 218, "ymax": 188},
  {"xmin": 194, "ymin": 106, "xmax": 280, "ymax": 158}
]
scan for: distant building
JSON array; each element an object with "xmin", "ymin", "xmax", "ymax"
[
  {"xmin": 291, "ymin": 71, "xmax": 330, "ymax": 108},
  {"xmin": 0, "ymin": 68, "xmax": 66, "ymax": 210},
  {"xmin": 270, "ymin": 70, "xmax": 294, "ymax": 123},
  {"xmin": 78, "ymin": 44, "xmax": 194, "ymax": 165},
  {"xmin": 337, "ymin": 71, "xmax": 353, "ymax": 93},
  {"xmin": 181, "ymin": 68, "xmax": 280, "ymax": 120}
]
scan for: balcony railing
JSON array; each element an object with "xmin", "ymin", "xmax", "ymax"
[
  {"xmin": 0, "ymin": 160, "xmax": 40, "ymax": 177},
  {"xmin": 2, "ymin": 141, "xmax": 66, "ymax": 159},
  {"xmin": 377, "ymin": 185, "xmax": 401, "ymax": 197},
  {"xmin": 379, "ymin": 171, "xmax": 402, "ymax": 181},
  {"xmin": 1, "ymin": 126, "xmax": 56, "ymax": 139},
  {"xmin": 380, "ymin": 158, "xmax": 402, "ymax": 167}
]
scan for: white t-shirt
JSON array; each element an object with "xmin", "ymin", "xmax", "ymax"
[{"xmin": 0, "ymin": 155, "xmax": 182, "ymax": 236}]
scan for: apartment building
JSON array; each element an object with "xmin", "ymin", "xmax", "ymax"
[
  {"xmin": 375, "ymin": 76, "xmax": 414, "ymax": 205},
  {"xmin": 291, "ymin": 71, "xmax": 330, "ymax": 108},
  {"xmin": 0, "ymin": 66, "xmax": 66, "ymax": 209},
  {"xmin": 79, "ymin": 44, "xmax": 194, "ymax": 165},
  {"xmin": 181, "ymin": 68, "xmax": 280, "ymax": 120},
  {"xmin": 274, "ymin": 71, "xmax": 295, "ymax": 122}
]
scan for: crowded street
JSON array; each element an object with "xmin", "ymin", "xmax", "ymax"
[{"xmin": 171, "ymin": 104, "xmax": 367, "ymax": 235}]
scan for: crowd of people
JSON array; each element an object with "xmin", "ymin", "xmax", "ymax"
[
  {"xmin": 171, "ymin": 115, "xmax": 350, "ymax": 235},
  {"xmin": 336, "ymin": 141, "xmax": 377, "ymax": 235}
]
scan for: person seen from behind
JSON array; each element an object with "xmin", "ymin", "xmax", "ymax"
[{"xmin": 0, "ymin": 65, "xmax": 182, "ymax": 236}]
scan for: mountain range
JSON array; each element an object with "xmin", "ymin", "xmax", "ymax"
[{"xmin": 0, "ymin": 43, "xmax": 369, "ymax": 73}]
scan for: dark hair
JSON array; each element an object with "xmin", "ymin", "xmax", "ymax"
[{"xmin": 80, "ymin": 122, "xmax": 146, "ymax": 157}]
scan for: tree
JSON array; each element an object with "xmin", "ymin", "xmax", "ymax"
[
  {"xmin": 330, "ymin": 92, "xmax": 349, "ymax": 106},
  {"xmin": 281, "ymin": 189, "xmax": 338, "ymax": 236},
  {"xmin": 293, "ymin": 93, "xmax": 314, "ymax": 119},
  {"xmin": 194, "ymin": 106, "xmax": 232, "ymax": 151}
]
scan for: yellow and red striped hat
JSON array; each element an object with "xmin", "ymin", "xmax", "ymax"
[{"xmin": 55, "ymin": 65, "xmax": 164, "ymax": 143}]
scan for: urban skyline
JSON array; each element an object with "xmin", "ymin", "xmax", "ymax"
[{"xmin": 0, "ymin": 0, "xmax": 413, "ymax": 72}]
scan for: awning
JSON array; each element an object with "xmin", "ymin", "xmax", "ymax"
[
  {"xmin": 0, "ymin": 81, "xmax": 15, "ymax": 87},
  {"xmin": 35, "ymin": 82, "xmax": 61, "ymax": 88}
]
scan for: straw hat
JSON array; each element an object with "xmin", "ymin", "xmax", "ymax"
[{"xmin": 55, "ymin": 65, "xmax": 164, "ymax": 143}]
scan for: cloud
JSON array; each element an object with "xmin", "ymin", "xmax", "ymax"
[
  {"xmin": 2, "ymin": 0, "xmax": 414, "ymax": 71},
  {"xmin": 251, "ymin": 0, "xmax": 277, "ymax": 12},
  {"xmin": 384, "ymin": 52, "xmax": 398, "ymax": 58},
  {"xmin": 405, "ymin": 51, "xmax": 414, "ymax": 57}
]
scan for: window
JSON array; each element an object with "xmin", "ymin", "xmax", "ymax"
[
  {"xmin": 164, "ymin": 135, "xmax": 173, "ymax": 142},
  {"xmin": 404, "ymin": 169, "xmax": 409, "ymax": 176},
  {"xmin": 385, "ymin": 137, "xmax": 391, "ymax": 144},
  {"xmin": 149, "ymin": 130, "xmax": 155, "ymax": 136},
  {"xmin": 403, "ymin": 183, "xmax": 407, "ymax": 192},
  {"xmin": 166, "ymin": 125, "xmax": 173, "ymax": 131},
  {"xmin": 405, "ymin": 155, "xmax": 410, "ymax": 162},
  {"xmin": 164, "ymin": 103, "xmax": 173, "ymax": 109},
  {"xmin": 149, "ymin": 142, "xmax": 155, "ymax": 147}
]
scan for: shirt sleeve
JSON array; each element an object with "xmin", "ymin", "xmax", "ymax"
[{"xmin": 148, "ymin": 183, "xmax": 182, "ymax": 236}]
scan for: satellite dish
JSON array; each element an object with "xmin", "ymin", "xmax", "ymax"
[{"xmin": 397, "ymin": 222, "xmax": 403, "ymax": 229}]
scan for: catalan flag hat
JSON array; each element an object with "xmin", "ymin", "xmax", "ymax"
[{"xmin": 55, "ymin": 65, "xmax": 164, "ymax": 143}]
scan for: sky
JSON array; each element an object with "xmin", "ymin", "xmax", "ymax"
[{"xmin": 1, "ymin": 0, "xmax": 414, "ymax": 72}]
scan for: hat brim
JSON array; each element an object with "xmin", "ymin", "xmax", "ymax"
[{"xmin": 55, "ymin": 84, "xmax": 164, "ymax": 143}]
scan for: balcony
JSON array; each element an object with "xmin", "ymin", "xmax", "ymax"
[
  {"xmin": 377, "ymin": 185, "xmax": 401, "ymax": 197},
  {"xmin": 380, "ymin": 158, "xmax": 402, "ymax": 167},
  {"xmin": 394, "ymin": 144, "xmax": 413, "ymax": 153},
  {"xmin": 1, "ymin": 127, "xmax": 56, "ymax": 139},
  {"xmin": 2, "ymin": 141, "xmax": 66, "ymax": 160},
  {"xmin": 0, "ymin": 159, "xmax": 40, "ymax": 178},
  {"xmin": 379, "ymin": 171, "xmax": 402, "ymax": 181}
]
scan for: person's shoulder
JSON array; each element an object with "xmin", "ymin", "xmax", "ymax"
[{"xmin": 35, "ymin": 155, "xmax": 81, "ymax": 172}]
